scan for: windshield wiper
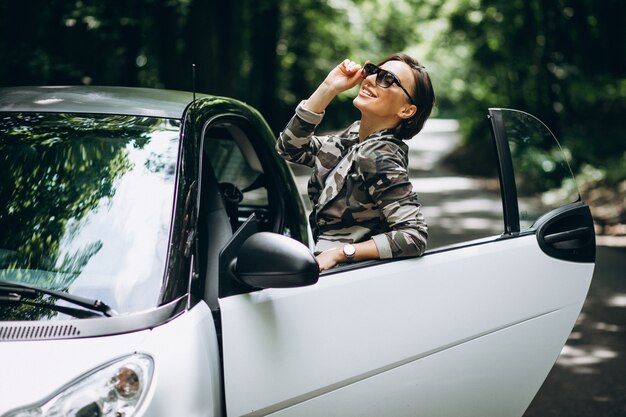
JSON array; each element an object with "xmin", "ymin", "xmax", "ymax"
[
  {"xmin": 0, "ymin": 280, "xmax": 117, "ymax": 317},
  {"xmin": 0, "ymin": 295, "xmax": 103, "ymax": 319}
]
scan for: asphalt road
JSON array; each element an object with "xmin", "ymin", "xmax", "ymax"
[
  {"xmin": 523, "ymin": 245, "xmax": 626, "ymax": 417},
  {"xmin": 290, "ymin": 119, "xmax": 626, "ymax": 416}
]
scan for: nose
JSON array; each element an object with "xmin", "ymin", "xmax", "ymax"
[{"xmin": 363, "ymin": 72, "xmax": 377, "ymax": 86}]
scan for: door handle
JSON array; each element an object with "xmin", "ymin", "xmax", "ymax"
[
  {"xmin": 544, "ymin": 226, "xmax": 591, "ymax": 246},
  {"xmin": 535, "ymin": 202, "xmax": 595, "ymax": 263}
]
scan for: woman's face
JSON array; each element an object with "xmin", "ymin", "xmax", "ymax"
[{"xmin": 353, "ymin": 60, "xmax": 417, "ymax": 122}]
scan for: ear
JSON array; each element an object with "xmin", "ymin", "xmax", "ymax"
[{"xmin": 397, "ymin": 104, "xmax": 417, "ymax": 120}]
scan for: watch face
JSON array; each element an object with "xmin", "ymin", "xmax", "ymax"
[{"xmin": 343, "ymin": 244, "xmax": 356, "ymax": 257}]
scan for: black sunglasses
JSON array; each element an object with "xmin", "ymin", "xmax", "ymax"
[{"xmin": 361, "ymin": 63, "xmax": 415, "ymax": 105}]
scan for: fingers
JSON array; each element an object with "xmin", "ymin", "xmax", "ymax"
[
  {"xmin": 315, "ymin": 251, "xmax": 339, "ymax": 271},
  {"xmin": 321, "ymin": 59, "xmax": 364, "ymax": 95},
  {"xmin": 316, "ymin": 254, "xmax": 331, "ymax": 271},
  {"xmin": 340, "ymin": 59, "xmax": 362, "ymax": 76}
]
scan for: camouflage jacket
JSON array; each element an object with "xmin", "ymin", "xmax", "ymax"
[{"xmin": 276, "ymin": 102, "xmax": 428, "ymax": 259}]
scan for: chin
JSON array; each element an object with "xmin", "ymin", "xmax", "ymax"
[{"xmin": 352, "ymin": 95, "xmax": 367, "ymax": 111}]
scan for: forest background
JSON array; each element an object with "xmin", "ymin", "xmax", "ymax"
[{"xmin": 1, "ymin": 0, "xmax": 624, "ymax": 231}]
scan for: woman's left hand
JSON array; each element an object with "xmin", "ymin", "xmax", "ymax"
[
  {"xmin": 315, "ymin": 240, "xmax": 380, "ymax": 271},
  {"xmin": 316, "ymin": 247, "xmax": 344, "ymax": 271}
]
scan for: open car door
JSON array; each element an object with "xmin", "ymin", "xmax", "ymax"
[{"xmin": 218, "ymin": 109, "xmax": 595, "ymax": 417}]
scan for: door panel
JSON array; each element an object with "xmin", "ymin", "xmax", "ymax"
[
  {"xmin": 219, "ymin": 108, "xmax": 595, "ymax": 416},
  {"xmin": 269, "ymin": 303, "xmax": 585, "ymax": 417},
  {"xmin": 220, "ymin": 235, "xmax": 593, "ymax": 417}
]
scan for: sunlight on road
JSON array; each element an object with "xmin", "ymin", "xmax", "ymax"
[
  {"xmin": 437, "ymin": 197, "xmax": 503, "ymax": 214},
  {"xmin": 422, "ymin": 195, "xmax": 503, "ymax": 235},
  {"xmin": 607, "ymin": 294, "xmax": 626, "ymax": 307},
  {"xmin": 410, "ymin": 176, "xmax": 476, "ymax": 193},
  {"xmin": 557, "ymin": 345, "xmax": 618, "ymax": 373}
]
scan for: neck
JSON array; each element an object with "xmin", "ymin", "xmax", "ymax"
[{"xmin": 358, "ymin": 114, "xmax": 398, "ymax": 141}]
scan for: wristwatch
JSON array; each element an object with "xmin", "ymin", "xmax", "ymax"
[{"xmin": 342, "ymin": 244, "xmax": 356, "ymax": 263}]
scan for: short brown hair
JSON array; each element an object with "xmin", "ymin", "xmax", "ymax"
[{"xmin": 378, "ymin": 53, "xmax": 435, "ymax": 139}]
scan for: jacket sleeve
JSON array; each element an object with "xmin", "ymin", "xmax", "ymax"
[
  {"xmin": 276, "ymin": 101, "xmax": 325, "ymax": 167},
  {"xmin": 357, "ymin": 141, "xmax": 428, "ymax": 259}
]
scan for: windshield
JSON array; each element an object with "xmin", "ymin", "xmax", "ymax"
[{"xmin": 0, "ymin": 113, "xmax": 180, "ymax": 321}]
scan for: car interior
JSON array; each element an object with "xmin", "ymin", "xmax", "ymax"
[{"xmin": 197, "ymin": 118, "xmax": 298, "ymax": 309}]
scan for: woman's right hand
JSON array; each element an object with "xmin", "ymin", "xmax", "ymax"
[{"xmin": 322, "ymin": 59, "xmax": 363, "ymax": 94}]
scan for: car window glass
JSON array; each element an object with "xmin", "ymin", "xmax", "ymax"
[
  {"xmin": 0, "ymin": 113, "xmax": 180, "ymax": 320},
  {"xmin": 205, "ymin": 126, "xmax": 268, "ymax": 206},
  {"xmin": 500, "ymin": 109, "xmax": 579, "ymax": 230}
]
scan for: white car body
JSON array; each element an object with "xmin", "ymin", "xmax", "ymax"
[
  {"xmin": 0, "ymin": 303, "xmax": 222, "ymax": 416},
  {"xmin": 0, "ymin": 87, "xmax": 595, "ymax": 417},
  {"xmin": 220, "ymin": 236, "xmax": 593, "ymax": 416}
]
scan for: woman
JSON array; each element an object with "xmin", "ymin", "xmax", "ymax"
[{"xmin": 277, "ymin": 53, "xmax": 434, "ymax": 271}]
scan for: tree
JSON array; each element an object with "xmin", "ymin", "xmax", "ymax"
[{"xmin": 436, "ymin": 0, "xmax": 625, "ymax": 185}]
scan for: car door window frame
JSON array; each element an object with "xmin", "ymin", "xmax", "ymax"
[
  {"xmin": 489, "ymin": 108, "xmax": 522, "ymax": 235},
  {"xmin": 488, "ymin": 108, "xmax": 585, "ymax": 237},
  {"xmin": 197, "ymin": 112, "xmax": 311, "ymax": 302}
]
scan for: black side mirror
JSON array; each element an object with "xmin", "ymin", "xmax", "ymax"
[{"xmin": 235, "ymin": 232, "xmax": 319, "ymax": 289}]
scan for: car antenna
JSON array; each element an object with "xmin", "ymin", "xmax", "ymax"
[{"xmin": 192, "ymin": 63, "xmax": 197, "ymax": 102}]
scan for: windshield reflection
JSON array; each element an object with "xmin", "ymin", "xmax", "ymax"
[{"xmin": 0, "ymin": 113, "xmax": 180, "ymax": 320}]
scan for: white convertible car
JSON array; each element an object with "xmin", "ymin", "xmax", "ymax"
[{"xmin": 0, "ymin": 87, "xmax": 595, "ymax": 417}]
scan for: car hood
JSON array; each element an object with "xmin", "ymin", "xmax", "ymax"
[{"xmin": 0, "ymin": 330, "xmax": 149, "ymax": 414}]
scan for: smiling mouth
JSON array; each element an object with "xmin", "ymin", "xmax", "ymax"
[{"xmin": 360, "ymin": 86, "xmax": 377, "ymax": 98}]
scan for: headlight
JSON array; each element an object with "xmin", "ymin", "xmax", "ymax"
[{"xmin": 4, "ymin": 353, "xmax": 154, "ymax": 417}]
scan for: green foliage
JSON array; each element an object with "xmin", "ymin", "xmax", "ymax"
[
  {"xmin": 432, "ymin": 0, "xmax": 626, "ymax": 189},
  {"xmin": 0, "ymin": 0, "xmax": 623, "ymax": 187},
  {"xmin": 0, "ymin": 0, "xmax": 437, "ymax": 131},
  {"xmin": 0, "ymin": 114, "xmax": 157, "ymax": 274}
]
